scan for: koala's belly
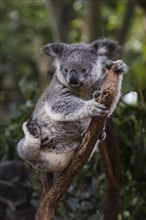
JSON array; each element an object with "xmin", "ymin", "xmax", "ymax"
[{"xmin": 39, "ymin": 119, "xmax": 91, "ymax": 151}]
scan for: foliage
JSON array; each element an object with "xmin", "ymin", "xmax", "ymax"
[
  {"xmin": 0, "ymin": 0, "xmax": 146, "ymax": 220},
  {"xmin": 115, "ymin": 102, "xmax": 146, "ymax": 220}
]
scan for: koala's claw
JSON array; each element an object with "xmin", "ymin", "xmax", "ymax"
[
  {"xmin": 105, "ymin": 59, "xmax": 127, "ymax": 74},
  {"xmin": 99, "ymin": 130, "xmax": 106, "ymax": 140},
  {"xmin": 93, "ymin": 91, "xmax": 101, "ymax": 102},
  {"xmin": 105, "ymin": 60, "xmax": 113, "ymax": 70},
  {"xmin": 113, "ymin": 60, "xmax": 127, "ymax": 73},
  {"xmin": 88, "ymin": 100, "xmax": 109, "ymax": 117},
  {"xmin": 26, "ymin": 119, "xmax": 40, "ymax": 138}
]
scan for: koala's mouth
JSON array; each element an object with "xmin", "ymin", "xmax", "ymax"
[
  {"xmin": 68, "ymin": 80, "xmax": 83, "ymax": 88},
  {"xmin": 67, "ymin": 74, "xmax": 86, "ymax": 88}
]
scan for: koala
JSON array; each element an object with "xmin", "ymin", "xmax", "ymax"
[{"xmin": 17, "ymin": 39, "xmax": 126, "ymax": 173}]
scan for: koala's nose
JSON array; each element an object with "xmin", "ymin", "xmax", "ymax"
[{"xmin": 69, "ymin": 69, "xmax": 79, "ymax": 86}]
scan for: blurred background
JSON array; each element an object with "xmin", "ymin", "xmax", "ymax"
[{"xmin": 0, "ymin": 0, "xmax": 146, "ymax": 220}]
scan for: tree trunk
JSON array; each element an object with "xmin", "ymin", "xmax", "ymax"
[
  {"xmin": 46, "ymin": 0, "xmax": 75, "ymax": 43},
  {"xmin": 104, "ymin": 118, "xmax": 120, "ymax": 220},
  {"xmin": 86, "ymin": 0, "xmax": 103, "ymax": 42}
]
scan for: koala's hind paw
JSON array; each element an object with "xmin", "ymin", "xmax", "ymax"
[
  {"xmin": 26, "ymin": 119, "xmax": 40, "ymax": 138},
  {"xmin": 99, "ymin": 130, "xmax": 106, "ymax": 140},
  {"xmin": 113, "ymin": 60, "xmax": 127, "ymax": 73}
]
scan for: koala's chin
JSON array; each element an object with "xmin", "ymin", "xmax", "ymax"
[{"xmin": 69, "ymin": 81, "xmax": 83, "ymax": 88}]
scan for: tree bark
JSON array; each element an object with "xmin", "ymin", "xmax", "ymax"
[
  {"xmin": 102, "ymin": 118, "xmax": 120, "ymax": 220},
  {"xmin": 35, "ymin": 65, "xmax": 120, "ymax": 220}
]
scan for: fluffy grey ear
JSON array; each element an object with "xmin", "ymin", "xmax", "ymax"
[
  {"xmin": 42, "ymin": 43, "xmax": 67, "ymax": 58},
  {"xmin": 91, "ymin": 38, "xmax": 120, "ymax": 58}
]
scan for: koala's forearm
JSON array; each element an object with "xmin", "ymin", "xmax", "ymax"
[
  {"xmin": 45, "ymin": 97, "xmax": 86, "ymax": 121},
  {"xmin": 45, "ymin": 96, "xmax": 108, "ymax": 122}
]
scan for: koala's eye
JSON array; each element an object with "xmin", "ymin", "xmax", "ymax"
[
  {"xmin": 81, "ymin": 68, "xmax": 87, "ymax": 73},
  {"xmin": 64, "ymin": 67, "xmax": 68, "ymax": 73}
]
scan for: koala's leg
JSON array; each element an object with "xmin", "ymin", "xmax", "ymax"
[
  {"xmin": 17, "ymin": 119, "xmax": 41, "ymax": 161},
  {"xmin": 45, "ymin": 95, "xmax": 109, "ymax": 122}
]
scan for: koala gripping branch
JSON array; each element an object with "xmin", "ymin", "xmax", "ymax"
[{"xmin": 35, "ymin": 65, "xmax": 119, "ymax": 220}]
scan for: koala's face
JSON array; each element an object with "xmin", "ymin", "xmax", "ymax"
[
  {"xmin": 56, "ymin": 45, "xmax": 99, "ymax": 88},
  {"xmin": 42, "ymin": 39, "xmax": 119, "ymax": 88}
]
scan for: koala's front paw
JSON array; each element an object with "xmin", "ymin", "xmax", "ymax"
[
  {"xmin": 87, "ymin": 100, "xmax": 109, "ymax": 117},
  {"xmin": 23, "ymin": 119, "xmax": 40, "ymax": 138},
  {"xmin": 105, "ymin": 60, "xmax": 113, "ymax": 70},
  {"xmin": 93, "ymin": 91, "xmax": 101, "ymax": 102},
  {"xmin": 113, "ymin": 60, "xmax": 127, "ymax": 73},
  {"xmin": 105, "ymin": 60, "xmax": 127, "ymax": 74}
]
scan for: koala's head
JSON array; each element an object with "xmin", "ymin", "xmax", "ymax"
[{"xmin": 42, "ymin": 39, "xmax": 119, "ymax": 88}]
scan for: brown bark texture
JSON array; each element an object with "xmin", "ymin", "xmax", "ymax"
[{"xmin": 35, "ymin": 65, "xmax": 120, "ymax": 220}]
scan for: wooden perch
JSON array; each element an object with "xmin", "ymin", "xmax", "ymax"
[{"xmin": 35, "ymin": 65, "xmax": 119, "ymax": 220}]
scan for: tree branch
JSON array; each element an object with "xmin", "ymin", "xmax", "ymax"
[
  {"xmin": 35, "ymin": 65, "xmax": 120, "ymax": 220},
  {"xmin": 99, "ymin": 118, "xmax": 120, "ymax": 220}
]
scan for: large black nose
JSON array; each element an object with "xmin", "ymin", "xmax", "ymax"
[{"xmin": 69, "ymin": 69, "xmax": 79, "ymax": 86}]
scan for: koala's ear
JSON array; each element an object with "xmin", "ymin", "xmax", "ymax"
[
  {"xmin": 91, "ymin": 38, "xmax": 120, "ymax": 57},
  {"xmin": 42, "ymin": 43, "xmax": 67, "ymax": 58}
]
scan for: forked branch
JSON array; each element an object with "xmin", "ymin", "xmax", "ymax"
[{"xmin": 35, "ymin": 65, "xmax": 119, "ymax": 220}]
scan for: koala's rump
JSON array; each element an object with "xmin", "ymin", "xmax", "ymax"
[{"xmin": 31, "ymin": 150, "xmax": 75, "ymax": 172}]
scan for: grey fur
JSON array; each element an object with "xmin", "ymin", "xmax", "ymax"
[{"xmin": 17, "ymin": 39, "xmax": 126, "ymax": 172}]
